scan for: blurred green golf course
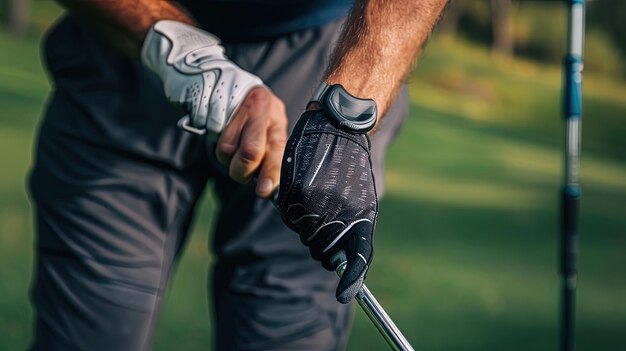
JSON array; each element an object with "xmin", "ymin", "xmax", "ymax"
[{"xmin": 1, "ymin": 3, "xmax": 625, "ymax": 351}]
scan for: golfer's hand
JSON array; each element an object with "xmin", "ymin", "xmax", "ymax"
[
  {"xmin": 216, "ymin": 86, "xmax": 288, "ymax": 198},
  {"xmin": 277, "ymin": 110, "xmax": 377, "ymax": 304},
  {"xmin": 141, "ymin": 20, "xmax": 263, "ymax": 133}
]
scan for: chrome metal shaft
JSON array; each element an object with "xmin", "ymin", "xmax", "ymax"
[{"xmin": 333, "ymin": 252, "xmax": 414, "ymax": 351}]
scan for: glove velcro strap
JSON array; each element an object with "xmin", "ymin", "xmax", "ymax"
[
  {"xmin": 143, "ymin": 21, "xmax": 220, "ymax": 75},
  {"xmin": 294, "ymin": 111, "xmax": 371, "ymax": 153}
]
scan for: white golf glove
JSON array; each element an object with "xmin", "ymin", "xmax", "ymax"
[{"xmin": 141, "ymin": 20, "xmax": 263, "ymax": 134}]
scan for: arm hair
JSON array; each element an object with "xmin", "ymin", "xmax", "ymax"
[{"xmin": 325, "ymin": 0, "xmax": 448, "ymax": 122}]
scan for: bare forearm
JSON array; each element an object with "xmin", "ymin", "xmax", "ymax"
[
  {"xmin": 325, "ymin": 0, "xmax": 447, "ymax": 121},
  {"xmin": 57, "ymin": 0, "xmax": 195, "ymax": 57}
]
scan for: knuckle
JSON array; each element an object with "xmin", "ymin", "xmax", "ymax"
[
  {"xmin": 269, "ymin": 136, "xmax": 287, "ymax": 150},
  {"xmin": 216, "ymin": 141, "xmax": 236, "ymax": 158},
  {"xmin": 271, "ymin": 119, "xmax": 288, "ymax": 135},
  {"xmin": 247, "ymin": 86, "xmax": 269, "ymax": 102},
  {"xmin": 274, "ymin": 99, "xmax": 287, "ymax": 117},
  {"xmin": 238, "ymin": 143, "xmax": 264, "ymax": 164},
  {"xmin": 278, "ymin": 114, "xmax": 288, "ymax": 127},
  {"xmin": 276, "ymin": 99, "xmax": 286, "ymax": 112}
]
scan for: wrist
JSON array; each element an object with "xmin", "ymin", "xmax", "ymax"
[
  {"xmin": 307, "ymin": 82, "xmax": 377, "ymax": 134},
  {"xmin": 306, "ymin": 101, "xmax": 323, "ymax": 111}
]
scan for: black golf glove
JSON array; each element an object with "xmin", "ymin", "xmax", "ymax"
[{"xmin": 277, "ymin": 110, "xmax": 377, "ymax": 304}]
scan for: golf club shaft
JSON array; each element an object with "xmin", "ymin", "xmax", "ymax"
[
  {"xmin": 333, "ymin": 252, "xmax": 415, "ymax": 351},
  {"xmin": 561, "ymin": 1, "xmax": 585, "ymax": 351}
]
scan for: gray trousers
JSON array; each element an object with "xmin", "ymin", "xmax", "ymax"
[{"xmin": 29, "ymin": 16, "xmax": 408, "ymax": 351}]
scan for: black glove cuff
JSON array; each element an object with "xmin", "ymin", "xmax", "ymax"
[{"xmin": 293, "ymin": 111, "xmax": 372, "ymax": 152}]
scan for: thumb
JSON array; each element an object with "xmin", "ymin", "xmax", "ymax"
[{"xmin": 335, "ymin": 220, "xmax": 374, "ymax": 304}]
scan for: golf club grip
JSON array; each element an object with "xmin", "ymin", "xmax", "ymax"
[{"xmin": 331, "ymin": 252, "xmax": 415, "ymax": 351}]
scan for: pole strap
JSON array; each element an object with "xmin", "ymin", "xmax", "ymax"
[{"xmin": 563, "ymin": 55, "xmax": 583, "ymax": 119}]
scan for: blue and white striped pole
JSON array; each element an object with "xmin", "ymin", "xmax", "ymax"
[{"xmin": 561, "ymin": 1, "xmax": 585, "ymax": 350}]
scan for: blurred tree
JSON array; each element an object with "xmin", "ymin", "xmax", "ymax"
[
  {"xmin": 435, "ymin": 0, "xmax": 623, "ymax": 78},
  {"xmin": 491, "ymin": 0, "xmax": 515, "ymax": 58},
  {"xmin": 513, "ymin": 1, "xmax": 565, "ymax": 63},
  {"xmin": 450, "ymin": 1, "xmax": 492, "ymax": 45},
  {"xmin": 439, "ymin": 0, "xmax": 469, "ymax": 36},
  {"xmin": 587, "ymin": 0, "xmax": 626, "ymax": 59},
  {"xmin": 584, "ymin": 28, "xmax": 624, "ymax": 78},
  {"xmin": 442, "ymin": 0, "xmax": 517, "ymax": 58},
  {"xmin": 2, "ymin": 0, "xmax": 31, "ymax": 35}
]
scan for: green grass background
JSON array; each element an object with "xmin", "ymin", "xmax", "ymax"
[{"xmin": 1, "ymin": 4, "xmax": 625, "ymax": 350}]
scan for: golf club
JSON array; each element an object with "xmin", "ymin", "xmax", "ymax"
[{"xmin": 331, "ymin": 251, "xmax": 415, "ymax": 351}]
